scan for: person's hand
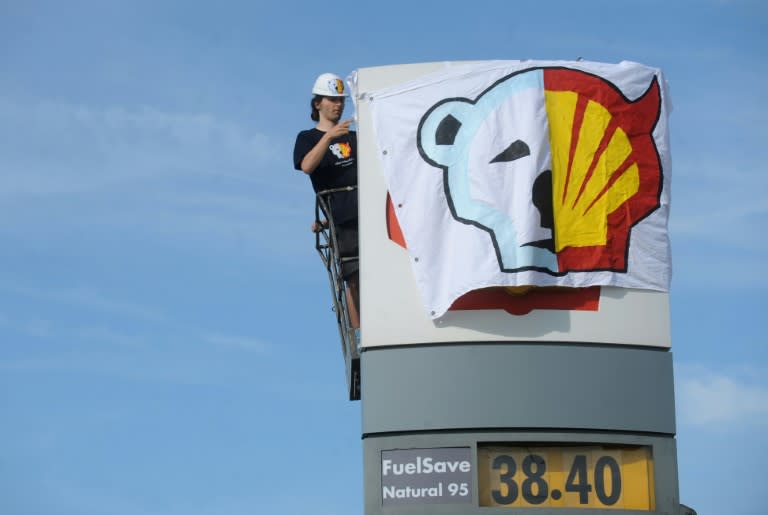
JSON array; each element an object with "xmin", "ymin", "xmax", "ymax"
[
  {"xmin": 311, "ymin": 220, "xmax": 329, "ymax": 233},
  {"xmin": 327, "ymin": 119, "xmax": 353, "ymax": 139}
]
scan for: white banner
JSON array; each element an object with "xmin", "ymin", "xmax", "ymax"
[{"xmin": 361, "ymin": 60, "xmax": 672, "ymax": 319}]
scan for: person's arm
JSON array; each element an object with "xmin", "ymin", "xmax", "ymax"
[{"xmin": 300, "ymin": 121, "xmax": 352, "ymax": 174}]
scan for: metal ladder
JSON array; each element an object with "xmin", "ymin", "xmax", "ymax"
[{"xmin": 314, "ymin": 186, "xmax": 360, "ymax": 400}]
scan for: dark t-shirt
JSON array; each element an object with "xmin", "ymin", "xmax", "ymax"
[{"xmin": 293, "ymin": 128, "xmax": 358, "ymax": 226}]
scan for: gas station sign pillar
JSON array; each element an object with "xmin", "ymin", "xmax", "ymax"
[{"xmin": 352, "ymin": 61, "xmax": 681, "ymax": 514}]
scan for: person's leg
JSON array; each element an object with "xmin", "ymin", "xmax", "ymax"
[
  {"xmin": 337, "ymin": 223, "xmax": 360, "ymax": 329},
  {"xmin": 345, "ymin": 272, "xmax": 360, "ymax": 329}
]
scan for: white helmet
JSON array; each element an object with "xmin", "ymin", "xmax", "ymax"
[{"xmin": 312, "ymin": 72, "xmax": 347, "ymax": 97}]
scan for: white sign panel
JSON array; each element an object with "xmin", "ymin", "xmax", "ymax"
[{"xmin": 352, "ymin": 61, "xmax": 671, "ymax": 349}]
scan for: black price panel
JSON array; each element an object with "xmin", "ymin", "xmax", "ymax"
[{"xmin": 478, "ymin": 445, "xmax": 654, "ymax": 510}]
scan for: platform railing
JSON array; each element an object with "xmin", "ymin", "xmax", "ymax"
[{"xmin": 315, "ymin": 186, "xmax": 360, "ymax": 400}]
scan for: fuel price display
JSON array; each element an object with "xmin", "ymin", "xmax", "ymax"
[{"xmin": 478, "ymin": 444, "xmax": 654, "ymax": 510}]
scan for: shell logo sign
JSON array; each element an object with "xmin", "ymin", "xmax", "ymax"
[
  {"xmin": 544, "ymin": 69, "xmax": 661, "ymax": 272},
  {"xmin": 371, "ymin": 63, "xmax": 670, "ymax": 319}
]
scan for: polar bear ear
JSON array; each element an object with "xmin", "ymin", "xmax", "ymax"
[{"xmin": 418, "ymin": 100, "xmax": 470, "ymax": 168}]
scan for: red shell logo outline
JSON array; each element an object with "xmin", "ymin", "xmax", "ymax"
[{"xmin": 544, "ymin": 68, "xmax": 663, "ymax": 272}]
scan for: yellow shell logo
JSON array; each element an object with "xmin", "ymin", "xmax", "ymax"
[
  {"xmin": 547, "ymin": 92, "xmax": 638, "ymax": 250},
  {"xmin": 543, "ymin": 69, "xmax": 662, "ymax": 272}
]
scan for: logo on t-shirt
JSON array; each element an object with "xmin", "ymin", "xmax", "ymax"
[{"xmin": 329, "ymin": 142, "xmax": 352, "ymax": 160}]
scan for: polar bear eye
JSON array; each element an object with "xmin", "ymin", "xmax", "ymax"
[
  {"xmin": 490, "ymin": 139, "xmax": 530, "ymax": 163},
  {"xmin": 435, "ymin": 114, "xmax": 462, "ymax": 145}
]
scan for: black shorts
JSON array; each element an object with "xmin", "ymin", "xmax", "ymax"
[{"xmin": 336, "ymin": 222, "xmax": 359, "ymax": 280}]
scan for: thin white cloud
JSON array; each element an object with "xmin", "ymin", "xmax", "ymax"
[
  {"xmin": 0, "ymin": 348, "xmax": 277, "ymax": 387},
  {"xmin": 0, "ymin": 98, "xmax": 280, "ymax": 197},
  {"xmin": 669, "ymin": 150, "xmax": 767, "ymax": 290},
  {"xmin": 676, "ymin": 365, "xmax": 768, "ymax": 426},
  {"xmin": 22, "ymin": 318, "xmax": 53, "ymax": 338},
  {"xmin": 0, "ymin": 284, "xmax": 276, "ymax": 354},
  {"xmin": 0, "ymin": 283, "xmax": 165, "ymax": 322},
  {"xmin": 671, "ymin": 158, "xmax": 767, "ymax": 246},
  {"xmin": 0, "ymin": 311, "xmax": 143, "ymax": 347},
  {"xmin": 0, "ymin": 97, "xmax": 313, "ymax": 258},
  {"xmin": 76, "ymin": 326, "xmax": 143, "ymax": 347},
  {"xmin": 0, "ymin": 311, "xmax": 53, "ymax": 338},
  {"xmin": 202, "ymin": 333, "xmax": 271, "ymax": 353},
  {"xmin": 671, "ymin": 256, "xmax": 768, "ymax": 290}
]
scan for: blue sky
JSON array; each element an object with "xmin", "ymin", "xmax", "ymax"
[{"xmin": 0, "ymin": 1, "xmax": 766, "ymax": 514}]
